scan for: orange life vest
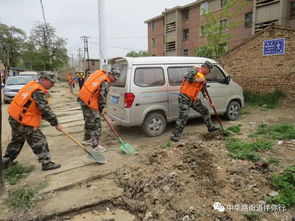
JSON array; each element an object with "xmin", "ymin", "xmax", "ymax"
[
  {"xmin": 7, "ymin": 81, "xmax": 47, "ymax": 127},
  {"xmin": 78, "ymin": 70, "xmax": 110, "ymax": 110},
  {"xmin": 180, "ymin": 67, "xmax": 206, "ymax": 100}
]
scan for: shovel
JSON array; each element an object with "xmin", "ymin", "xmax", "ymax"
[
  {"xmin": 61, "ymin": 129, "xmax": 106, "ymax": 164},
  {"xmin": 102, "ymin": 114, "xmax": 135, "ymax": 154},
  {"xmin": 203, "ymin": 86, "xmax": 226, "ymax": 135}
]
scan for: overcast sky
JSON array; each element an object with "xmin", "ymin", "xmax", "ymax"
[{"xmin": 0, "ymin": 0, "xmax": 194, "ymax": 60}]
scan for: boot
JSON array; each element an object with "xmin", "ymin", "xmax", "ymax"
[
  {"xmin": 42, "ymin": 161, "xmax": 61, "ymax": 171},
  {"xmin": 208, "ymin": 125, "xmax": 219, "ymax": 132},
  {"xmin": 93, "ymin": 144, "xmax": 107, "ymax": 153},
  {"xmin": 170, "ymin": 134, "xmax": 180, "ymax": 142}
]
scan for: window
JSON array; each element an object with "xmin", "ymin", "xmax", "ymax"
[
  {"xmin": 245, "ymin": 12, "xmax": 253, "ymax": 28},
  {"xmin": 183, "ymin": 29, "xmax": 189, "ymax": 40},
  {"xmin": 200, "ymin": 2, "xmax": 208, "ymax": 15},
  {"xmin": 168, "ymin": 66, "xmax": 193, "ymax": 86},
  {"xmin": 206, "ymin": 66, "xmax": 226, "ymax": 83},
  {"xmin": 152, "ymin": 38, "xmax": 156, "ymax": 48},
  {"xmin": 110, "ymin": 62, "xmax": 128, "ymax": 87},
  {"xmin": 151, "ymin": 21, "xmax": 156, "ymax": 30},
  {"xmin": 183, "ymin": 9, "xmax": 189, "ymax": 20},
  {"xmin": 291, "ymin": 2, "xmax": 295, "ymax": 17},
  {"xmin": 220, "ymin": 19, "xmax": 228, "ymax": 31},
  {"xmin": 221, "ymin": 0, "xmax": 228, "ymax": 8},
  {"xmin": 183, "ymin": 49, "xmax": 189, "ymax": 56},
  {"xmin": 166, "ymin": 41, "xmax": 176, "ymax": 51},
  {"xmin": 200, "ymin": 25, "xmax": 208, "ymax": 36},
  {"xmin": 166, "ymin": 22, "xmax": 176, "ymax": 32},
  {"xmin": 134, "ymin": 68, "xmax": 165, "ymax": 87}
]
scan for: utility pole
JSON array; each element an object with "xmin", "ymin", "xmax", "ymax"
[
  {"xmin": 0, "ymin": 76, "xmax": 5, "ymax": 196},
  {"xmin": 81, "ymin": 36, "xmax": 90, "ymax": 76},
  {"xmin": 70, "ymin": 53, "xmax": 74, "ymax": 67},
  {"xmin": 77, "ymin": 48, "xmax": 83, "ymax": 71},
  {"xmin": 98, "ymin": 0, "xmax": 108, "ymax": 70}
]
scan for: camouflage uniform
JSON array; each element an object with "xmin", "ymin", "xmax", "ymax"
[
  {"xmin": 172, "ymin": 68, "xmax": 215, "ymax": 138},
  {"xmin": 3, "ymin": 89, "xmax": 58, "ymax": 166},
  {"xmin": 80, "ymin": 80, "xmax": 109, "ymax": 147}
]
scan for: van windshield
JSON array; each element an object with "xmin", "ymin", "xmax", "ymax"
[{"xmin": 111, "ymin": 61, "xmax": 128, "ymax": 87}]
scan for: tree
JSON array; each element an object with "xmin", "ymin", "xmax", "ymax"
[
  {"xmin": 126, "ymin": 50, "xmax": 151, "ymax": 57},
  {"xmin": 27, "ymin": 23, "xmax": 68, "ymax": 71},
  {"xmin": 0, "ymin": 23, "xmax": 26, "ymax": 76},
  {"xmin": 196, "ymin": 0, "xmax": 249, "ymax": 58}
]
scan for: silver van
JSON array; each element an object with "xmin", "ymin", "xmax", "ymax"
[{"xmin": 107, "ymin": 56, "xmax": 244, "ymax": 136}]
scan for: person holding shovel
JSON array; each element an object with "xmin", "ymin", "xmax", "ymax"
[
  {"xmin": 2, "ymin": 72, "xmax": 63, "ymax": 171},
  {"xmin": 78, "ymin": 68, "xmax": 120, "ymax": 152},
  {"xmin": 171, "ymin": 61, "xmax": 219, "ymax": 142}
]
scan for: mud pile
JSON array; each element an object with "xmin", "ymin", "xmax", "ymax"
[{"xmin": 115, "ymin": 142, "xmax": 229, "ymax": 221}]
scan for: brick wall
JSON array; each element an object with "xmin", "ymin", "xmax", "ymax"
[
  {"xmin": 58, "ymin": 67, "xmax": 76, "ymax": 81},
  {"xmin": 222, "ymin": 26, "xmax": 295, "ymax": 100}
]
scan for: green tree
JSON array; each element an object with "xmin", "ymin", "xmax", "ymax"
[
  {"xmin": 27, "ymin": 23, "xmax": 68, "ymax": 71},
  {"xmin": 196, "ymin": 0, "xmax": 249, "ymax": 58},
  {"xmin": 126, "ymin": 50, "xmax": 151, "ymax": 57},
  {"xmin": 0, "ymin": 23, "xmax": 26, "ymax": 75}
]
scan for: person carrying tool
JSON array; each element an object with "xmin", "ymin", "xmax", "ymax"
[
  {"xmin": 171, "ymin": 61, "xmax": 219, "ymax": 142},
  {"xmin": 2, "ymin": 72, "xmax": 63, "ymax": 171},
  {"xmin": 77, "ymin": 72, "xmax": 85, "ymax": 90},
  {"xmin": 78, "ymin": 68, "xmax": 120, "ymax": 152}
]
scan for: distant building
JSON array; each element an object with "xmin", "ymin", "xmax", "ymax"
[{"xmin": 145, "ymin": 0, "xmax": 295, "ymax": 56}]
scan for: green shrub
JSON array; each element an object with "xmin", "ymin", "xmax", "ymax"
[
  {"xmin": 244, "ymin": 89, "xmax": 284, "ymax": 109},
  {"xmin": 253, "ymin": 123, "xmax": 295, "ymax": 140},
  {"xmin": 4, "ymin": 164, "xmax": 35, "ymax": 185},
  {"xmin": 266, "ymin": 165, "xmax": 295, "ymax": 207}
]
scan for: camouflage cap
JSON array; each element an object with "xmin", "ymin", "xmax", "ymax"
[
  {"xmin": 203, "ymin": 61, "xmax": 214, "ymax": 70},
  {"xmin": 40, "ymin": 72, "xmax": 56, "ymax": 83},
  {"xmin": 110, "ymin": 67, "xmax": 121, "ymax": 79}
]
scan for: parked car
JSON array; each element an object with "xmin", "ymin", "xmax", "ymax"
[
  {"xmin": 106, "ymin": 56, "xmax": 244, "ymax": 137},
  {"xmin": 19, "ymin": 71, "xmax": 39, "ymax": 81},
  {"xmin": 3, "ymin": 76, "xmax": 33, "ymax": 104}
]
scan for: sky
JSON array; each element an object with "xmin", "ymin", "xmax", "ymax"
[{"xmin": 0, "ymin": 0, "xmax": 194, "ymax": 60}]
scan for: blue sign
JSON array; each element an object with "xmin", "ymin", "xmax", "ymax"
[{"xmin": 263, "ymin": 38, "xmax": 285, "ymax": 56}]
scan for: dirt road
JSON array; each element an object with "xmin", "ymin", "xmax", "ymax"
[{"xmin": 0, "ymin": 82, "xmax": 294, "ymax": 221}]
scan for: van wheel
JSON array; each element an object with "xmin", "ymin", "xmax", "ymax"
[
  {"xmin": 142, "ymin": 112, "xmax": 166, "ymax": 137},
  {"xmin": 224, "ymin": 101, "xmax": 241, "ymax": 121},
  {"xmin": 4, "ymin": 99, "xmax": 10, "ymax": 104}
]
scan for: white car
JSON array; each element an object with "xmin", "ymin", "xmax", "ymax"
[{"xmin": 3, "ymin": 76, "xmax": 33, "ymax": 104}]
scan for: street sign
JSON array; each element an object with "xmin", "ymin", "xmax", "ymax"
[{"xmin": 263, "ymin": 38, "xmax": 285, "ymax": 56}]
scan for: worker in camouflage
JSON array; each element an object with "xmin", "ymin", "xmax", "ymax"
[
  {"xmin": 79, "ymin": 68, "xmax": 120, "ymax": 152},
  {"xmin": 2, "ymin": 72, "xmax": 63, "ymax": 171},
  {"xmin": 171, "ymin": 61, "xmax": 219, "ymax": 142}
]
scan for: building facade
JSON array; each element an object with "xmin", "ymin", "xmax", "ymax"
[{"xmin": 145, "ymin": 0, "xmax": 295, "ymax": 56}]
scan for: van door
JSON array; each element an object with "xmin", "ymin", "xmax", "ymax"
[
  {"xmin": 203, "ymin": 65, "xmax": 231, "ymax": 113},
  {"xmin": 130, "ymin": 66, "xmax": 168, "ymax": 125}
]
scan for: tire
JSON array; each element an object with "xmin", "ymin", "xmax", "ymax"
[
  {"xmin": 4, "ymin": 99, "xmax": 10, "ymax": 104},
  {"xmin": 224, "ymin": 100, "xmax": 241, "ymax": 121},
  {"xmin": 142, "ymin": 112, "xmax": 167, "ymax": 137}
]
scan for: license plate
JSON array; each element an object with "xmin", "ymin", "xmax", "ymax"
[{"xmin": 110, "ymin": 96, "xmax": 119, "ymax": 104}]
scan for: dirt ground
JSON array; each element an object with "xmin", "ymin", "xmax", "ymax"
[{"xmin": 0, "ymin": 82, "xmax": 294, "ymax": 221}]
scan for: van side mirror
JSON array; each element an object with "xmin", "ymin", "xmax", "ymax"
[{"xmin": 224, "ymin": 76, "xmax": 231, "ymax": 84}]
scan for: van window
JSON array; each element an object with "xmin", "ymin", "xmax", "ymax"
[
  {"xmin": 111, "ymin": 62, "xmax": 128, "ymax": 87},
  {"xmin": 134, "ymin": 67, "xmax": 165, "ymax": 87},
  {"xmin": 167, "ymin": 66, "xmax": 193, "ymax": 86},
  {"xmin": 206, "ymin": 66, "xmax": 226, "ymax": 83}
]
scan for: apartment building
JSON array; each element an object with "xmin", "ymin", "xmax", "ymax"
[{"xmin": 145, "ymin": 0, "xmax": 295, "ymax": 56}]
